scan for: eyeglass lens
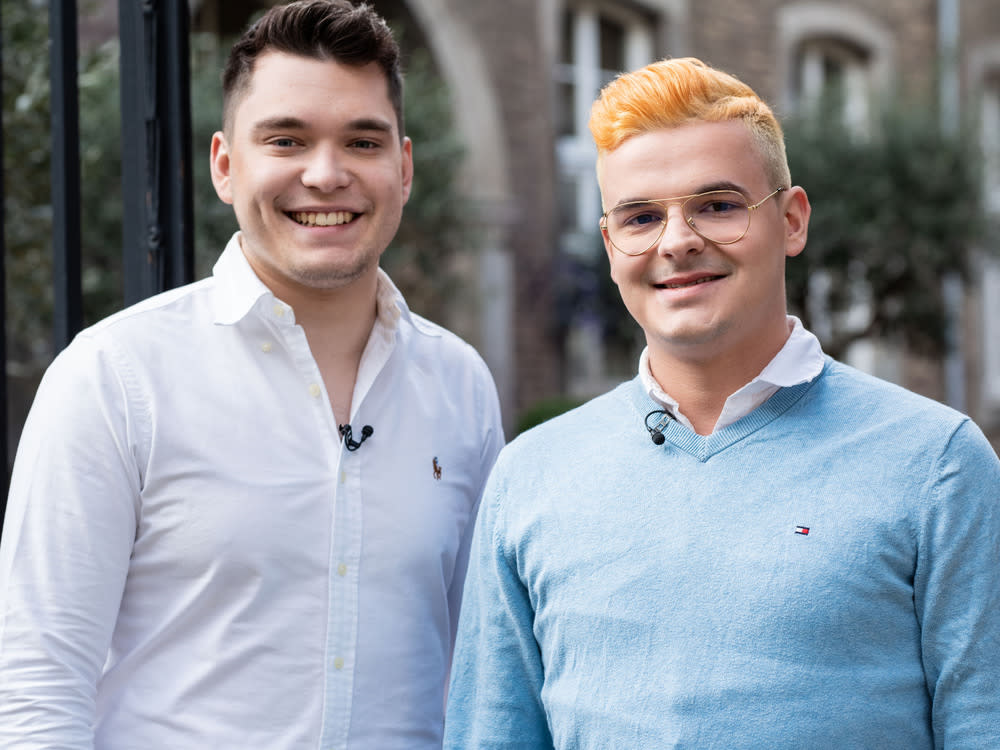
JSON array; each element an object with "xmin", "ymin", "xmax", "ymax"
[{"xmin": 606, "ymin": 190, "xmax": 751, "ymax": 255}]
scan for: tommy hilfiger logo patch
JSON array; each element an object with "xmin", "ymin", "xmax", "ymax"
[
  {"xmin": 795, "ymin": 526, "xmax": 810, "ymax": 535},
  {"xmin": 433, "ymin": 456, "xmax": 443, "ymax": 480}
]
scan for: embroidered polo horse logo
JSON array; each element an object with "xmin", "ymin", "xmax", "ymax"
[{"xmin": 433, "ymin": 456, "xmax": 443, "ymax": 480}]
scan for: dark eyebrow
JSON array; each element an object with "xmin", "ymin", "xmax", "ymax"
[
  {"xmin": 250, "ymin": 116, "xmax": 308, "ymax": 136},
  {"xmin": 345, "ymin": 117, "xmax": 395, "ymax": 135},
  {"xmin": 615, "ymin": 180, "xmax": 750, "ymax": 207},
  {"xmin": 249, "ymin": 116, "xmax": 396, "ymax": 138}
]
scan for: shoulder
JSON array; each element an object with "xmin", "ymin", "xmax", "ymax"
[
  {"xmin": 817, "ymin": 359, "xmax": 967, "ymax": 428},
  {"xmin": 36, "ymin": 279, "xmax": 218, "ymax": 407},
  {"xmin": 806, "ymin": 359, "xmax": 996, "ymax": 474},
  {"xmin": 78, "ymin": 277, "xmax": 216, "ymax": 348},
  {"xmin": 399, "ymin": 308, "xmax": 496, "ymax": 383}
]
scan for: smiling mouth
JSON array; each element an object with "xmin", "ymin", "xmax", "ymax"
[
  {"xmin": 656, "ymin": 275, "xmax": 724, "ymax": 289},
  {"xmin": 288, "ymin": 210, "xmax": 357, "ymax": 227}
]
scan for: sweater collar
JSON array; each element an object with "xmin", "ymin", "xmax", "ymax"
[{"xmin": 639, "ymin": 316, "xmax": 825, "ymax": 432}]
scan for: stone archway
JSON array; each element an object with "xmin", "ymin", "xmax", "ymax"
[{"xmin": 391, "ymin": 0, "xmax": 516, "ymax": 422}]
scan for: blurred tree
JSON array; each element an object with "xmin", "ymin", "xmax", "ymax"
[
  {"xmin": 381, "ymin": 45, "xmax": 472, "ymax": 324},
  {"xmin": 3, "ymin": 0, "xmax": 60, "ymax": 368},
  {"xmin": 784, "ymin": 99, "xmax": 987, "ymax": 361},
  {"xmin": 2, "ymin": 10, "xmax": 470, "ymax": 375}
]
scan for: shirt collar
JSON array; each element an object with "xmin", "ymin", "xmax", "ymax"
[
  {"xmin": 211, "ymin": 231, "xmax": 408, "ymax": 334},
  {"xmin": 640, "ymin": 316, "xmax": 825, "ymax": 411},
  {"xmin": 211, "ymin": 233, "xmax": 271, "ymax": 325},
  {"xmin": 754, "ymin": 315, "xmax": 826, "ymax": 388}
]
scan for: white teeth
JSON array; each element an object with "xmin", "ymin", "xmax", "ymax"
[
  {"xmin": 664, "ymin": 276, "xmax": 717, "ymax": 289},
  {"xmin": 290, "ymin": 211, "xmax": 355, "ymax": 227}
]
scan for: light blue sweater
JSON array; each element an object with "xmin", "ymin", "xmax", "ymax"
[{"xmin": 444, "ymin": 359, "xmax": 1000, "ymax": 749}]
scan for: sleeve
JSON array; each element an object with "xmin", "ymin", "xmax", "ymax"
[
  {"xmin": 913, "ymin": 418, "xmax": 1000, "ymax": 748},
  {"xmin": 443, "ymin": 461, "xmax": 554, "ymax": 749},
  {"xmin": 445, "ymin": 351, "xmax": 506, "ymax": 648},
  {"xmin": 0, "ymin": 334, "xmax": 143, "ymax": 748}
]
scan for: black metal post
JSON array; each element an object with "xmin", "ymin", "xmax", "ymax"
[
  {"xmin": 0, "ymin": 6, "xmax": 8, "ymax": 508},
  {"xmin": 49, "ymin": 0, "xmax": 83, "ymax": 352},
  {"xmin": 119, "ymin": 0, "xmax": 194, "ymax": 304}
]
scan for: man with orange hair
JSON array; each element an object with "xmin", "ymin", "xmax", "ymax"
[{"xmin": 444, "ymin": 57, "xmax": 1000, "ymax": 748}]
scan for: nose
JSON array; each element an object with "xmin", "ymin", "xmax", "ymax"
[
  {"xmin": 654, "ymin": 205, "xmax": 704, "ymax": 258},
  {"xmin": 300, "ymin": 145, "xmax": 351, "ymax": 193}
]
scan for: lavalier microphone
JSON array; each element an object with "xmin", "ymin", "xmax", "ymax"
[
  {"xmin": 339, "ymin": 423, "xmax": 373, "ymax": 451},
  {"xmin": 645, "ymin": 409, "xmax": 675, "ymax": 445}
]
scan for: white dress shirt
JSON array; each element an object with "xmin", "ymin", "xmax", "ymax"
[
  {"xmin": 0, "ymin": 233, "xmax": 505, "ymax": 750},
  {"xmin": 639, "ymin": 316, "xmax": 826, "ymax": 432}
]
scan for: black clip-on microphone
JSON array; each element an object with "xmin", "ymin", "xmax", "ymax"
[
  {"xmin": 339, "ymin": 423, "xmax": 374, "ymax": 451},
  {"xmin": 645, "ymin": 409, "xmax": 675, "ymax": 445}
]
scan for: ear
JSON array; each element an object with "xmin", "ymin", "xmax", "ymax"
[
  {"xmin": 400, "ymin": 136, "xmax": 414, "ymax": 205},
  {"xmin": 209, "ymin": 131, "xmax": 234, "ymax": 205},
  {"xmin": 782, "ymin": 185, "xmax": 810, "ymax": 258}
]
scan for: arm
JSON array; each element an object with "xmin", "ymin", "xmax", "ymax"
[
  {"xmin": 444, "ymin": 462, "xmax": 554, "ymax": 749},
  {"xmin": 445, "ymin": 355, "xmax": 506, "ymax": 646},
  {"xmin": 0, "ymin": 335, "xmax": 141, "ymax": 748},
  {"xmin": 914, "ymin": 419, "xmax": 1000, "ymax": 748}
]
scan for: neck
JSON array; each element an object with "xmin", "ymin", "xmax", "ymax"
[
  {"xmin": 293, "ymin": 279, "xmax": 378, "ymax": 358},
  {"xmin": 648, "ymin": 318, "xmax": 792, "ymax": 435},
  {"xmin": 262, "ymin": 263, "xmax": 379, "ymax": 356},
  {"xmin": 271, "ymin": 269, "xmax": 381, "ymax": 426}
]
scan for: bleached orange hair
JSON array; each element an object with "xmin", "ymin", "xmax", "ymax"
[{"xmin": 589, "ymin": 57, "xmax": 791, "ymax": 188}]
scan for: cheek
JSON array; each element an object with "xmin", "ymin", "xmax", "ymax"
[
  {"xmin": 608, "ymin": 255, "xmax": 641, "ymax": 288},
  {"xmin": 231, "ymin": 158, "xmax": 286, "ymax": 197},
  {"xmin": 608, "ymin": 261, "xmax": 621, "ymax": 286}
]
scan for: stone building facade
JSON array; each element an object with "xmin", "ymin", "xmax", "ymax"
[{"xmin": 190, "ymin": 0, "xmax": 1000, "ymax": 446}]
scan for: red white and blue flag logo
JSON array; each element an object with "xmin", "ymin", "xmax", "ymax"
[{"xmin": 795, "ymin": 526, "xmax": 810, "ymax": 535}]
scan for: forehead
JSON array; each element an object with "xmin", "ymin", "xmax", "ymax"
[
  {"xmin": 598, "ymin": 120, "xmax": 768, "ymax": 203},
  {"xmin": 231, "ymin": 51, "xmax": 396, "ymax": 135}
]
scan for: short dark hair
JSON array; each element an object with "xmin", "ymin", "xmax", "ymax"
[{"xmin": 221, "ymin": 0, "xmax": 404, "ymax": 136}]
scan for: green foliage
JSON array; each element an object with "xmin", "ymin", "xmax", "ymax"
[
  {"xmin": 3, "ymin": 0, "xmax": 58, "ymax": 364},
  {"xmin": 381, "ymin": 46, "xmax": 471, "ymax": 323},
  {"xmin": 516, "ymin": 395, "xmax": 586, "ymax": 435},
  {"xmin": 784, "ymin": 99, "xmax": 986, "ymax": 359},
  {"xmin": 188, "ymin": 35, "xmax": 238, "ymax": 277},
  {"xmin": 77, "ymin": 40, "xmax": 124, "ymax": 330},
  {"xmin": 3, "ymin": 10, "xmax": 469, "ymax": 369}
]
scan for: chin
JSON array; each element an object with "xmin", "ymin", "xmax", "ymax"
[
  {"xmin": 653, "ymin": 321, "xmax": 732, "ymax": 351},
  {"xmin": 292, "ymin": 259, "xmax": 374, "ymax": 288}
]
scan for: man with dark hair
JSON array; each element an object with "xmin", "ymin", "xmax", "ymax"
[{"xmin": 0, "ymin": 2, "xmax": 504, "ymax": 747}]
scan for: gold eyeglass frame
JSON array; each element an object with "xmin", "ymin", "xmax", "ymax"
[{"xmin": 600, "ymin": 186, "xmax": 786, "ymax": 255}]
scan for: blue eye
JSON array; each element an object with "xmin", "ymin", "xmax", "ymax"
[
  {"xmin": 629, "ymin": 211, "xmax": 661, "ymax": 226},
  {"xmin": 688, "ymin": 191, "xmax": 747, "ymax": 217},
  {"xmin": 614, "ymin": 204, "xmax": 665, "ymax": 230},
  {"xmin": 694, "ymin": 199, "xmax": 738, "ymax": 215}
]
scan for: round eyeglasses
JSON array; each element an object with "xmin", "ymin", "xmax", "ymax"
[{"xmin": 600, "ymin": 187, "xmax": 786, "ymax": 256}]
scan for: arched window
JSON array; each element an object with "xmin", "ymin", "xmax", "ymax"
[
  {"xmin": 550, "ymin": 1, "xmax": 659, "ymax": 393},
  {"xmin": 793, "ymin": 37, "xmax": 873, "ymax": 134},
  {"xmin": 778, "ymin": 4, "xmax": 893, "ymax": 135},
  {"xmin": 554, "ymin": 2, "xmax": 655, "ymax": 259}
]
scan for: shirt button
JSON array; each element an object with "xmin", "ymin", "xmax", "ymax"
[
  {"xmin": 334, "ymin": 657, "xmax": 345, "ymax": 670},
  {"xmin": 308, "ymin": 383, "xmax": 321, "ymax": 398},
  {"xmin": 273, "ymin": 304, "xmax": 285, "ymax": 317},
  {"xmin": 261, "ymin": 342, "xmax": 272, "ymax": 353},
  {"xmin": 339, "ymin": 470, "xmax": 347, "ymax": 484},
  {"xmin": 337, "ymin": 563, "xmax": 347, "ymax": 577}
]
